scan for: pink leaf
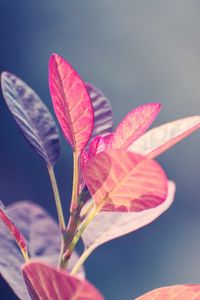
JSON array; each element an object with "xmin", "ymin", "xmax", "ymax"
[
  {"xmin": 81, "ymin": 134, "xmax": 113, "ymax": 174},
  {"xmin": 83, "ymin": 150, "xmax": 168, "ymax": 212},
  {"xmin": 49, "ymin": 54, "xmax": 94, "ymax": 154},
  {"xmin": 81, "ymin": 150, "xmax": 90, "ymax": 169},
  {"xmin": 0, "ymin": 201, "xmax": 27, "ymax": 255},
  {"xmin": 111, "ymin": 103, "xmax": 161, "ymax": 149},
  {"xmin": 22, "ymin": 261, "xmax": 104, "ymax": 300},
  {"xmin": 129, "ymin": 116, "xmax": 200, "ymax": 158},
  {"xmin": 87, "ymin": 133, "xmax": 113, "ymax": 158},
  {"xmin": 136, "ymin": 284, "xmax": 200, "ymax": 300},
  {"xmin": 81, "ymin": 181, "xmax": 175, "ymax": 254}
]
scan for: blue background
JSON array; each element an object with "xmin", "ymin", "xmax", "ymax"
[{"xmin": 0, "ymin": 1, "xmax": 200, "ymax": 299}]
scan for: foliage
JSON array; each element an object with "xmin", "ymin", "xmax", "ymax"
[{"xmin": 0, "ymin": 53, "xmax": 200, "ymax": 299}]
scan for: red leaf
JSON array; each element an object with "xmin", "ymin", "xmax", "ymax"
[
  {"xmin": 49, "ymin": 54, "xmax": 94, "ymax": 154},
  {"xmin": 22, "ymin": 261, "xmax": 104, "ymax": 300},
  {"xmin": 129, "ymin": 116, "xmax": 200, "ymax": 158},
  {"xmin": 87, "ymin": 133, "xmax": 113, "ymax": 158},
  {"xmin": 136, "ymin": 284, "xmax": 200, "ymax": 300},
  {"xmin": 83, "ymin": 150, "xmax": 168, "ymax": 212},
  {"xmin": 80, "ymin": 134, "xmax": 112, "ymax": 193},
  {"xmin": 0, "ymin": 201, "xmax": 27, "ymax": 256},
  {"xmin": 111, "ymin": 103, "xmax": 161, "ymax": 149}
]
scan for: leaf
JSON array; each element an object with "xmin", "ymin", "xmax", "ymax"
[
  {"xmin": 81, "ymin": 134, "xmax": 113, "ymax": 188},
  {"xmin": 83, "ymin": 150, "xmax": 168, "ymax": 212},
  {"xmin": 0, "ymin": 201, "xmax": 84, "ymax": 300},
  {"xmin": 86, "ymin": 83, "xmax": 113, "ymax": 147},
  {"xmin": 1, "ymin": 72, "xmax": 60, "ymax": 166},
  {"xmin": 87, "ymin": 133, "xmax": 113, "ymax": 158},
  {"xmin": 89, "ymin": 134, "xmax": 113, "ymax": 155},
  {"xmin": 81, "ymin": 181, "xmax": 175, "ymax": 255},
  {"xmin": 49, "ymin": 54, "xmax": 94, "ymax": 154},
  {"xmin": 136, "ymin": 284, "xmax": 200, "ymax": 299},
  {"xmin": 0, "ymin": 201, "xmax": 27, "ymax": 256},
  {"xmin": 129, "ymin": 116, "xmax": 200, "ymax": 158},
  {"xmin": 22, "ymin": 261, "xmax": 105, "ymax": 300},
  {"xmin": 111, "ymin": 103, "xmax": 161, "ymax": 149}
]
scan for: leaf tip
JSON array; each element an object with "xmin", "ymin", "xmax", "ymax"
[{"xmin": 1, "ymin": 71, "xmax": 11, "ymax": 87}]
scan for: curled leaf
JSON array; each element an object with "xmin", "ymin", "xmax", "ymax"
[
  {"xmin": 86, "ymin": 83, "xmax": 113, "ymax": 147},
  {"xmin": 136, "ymin": 284, "xmax": 200, "ymax": 300},
  {"xmin": 23, "ymin": 261, "xmax": 104, "ymax": 300},
  {"xmin": 81, "ymin": 181, "xmax": 175, "ymax": 255},
  {"xmin": 83, "ymin": 150, "xmax": 168, "ymax": 212},
  {"xmin": 111, "ymin": 103, "xmax": 161, "ymax": 149},
  {"xmin": 1, "ymin": 72, "xmax": 60, "ymax": 166},
  {"xmin": 81, "ymin": 134, "xmax": 113, "ymax": 185},
  {"xmin": 0, "ymin": 201, "xmax": 27, "ymax": 257},
  {"xmin": 49, "ymin": 54, "xmax": 94, "ymax": 154},
  {"xmin": 87, "ymin": 133, "xmax": 113, "ymax": 158},
  {"xmin": 129, "ymin": 116, "xmax": 200, "ymax": 158}
]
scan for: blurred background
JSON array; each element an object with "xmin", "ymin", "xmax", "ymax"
[{"xmin": 0, "ymin": 1, "xmax": 200, "ymax": 299}]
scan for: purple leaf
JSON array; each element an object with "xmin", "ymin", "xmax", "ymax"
[
  {"xmin": 81, "ymin": 181, "xmax": 175, "ymax": 255},
  {"xmin": 1, "ymin": 72, "xmax": 60, "ymax": 166},
  {"xmin": 129, "ymin": 116, "xmax": 200, "ymax": 158},
  {"xmin": 22, "ymin": 261, "xmax": 105, "ymax": 300},
  {"xmin": 0, "ymin": 201, "xmax": 84, "ymax": 300},
  {"xmin": 86, "ymin": 83, "xmax": 113, "ymax": 148}
]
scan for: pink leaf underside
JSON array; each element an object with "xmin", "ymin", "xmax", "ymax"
[
  {"xmin": 22, "ymin": 261, "xmax": 104, "ymax": 300},
  {"xmin": 80, "ymin": 134, "xmax": 113, "ymax": 191},
  {"xmin": 83, "ymin": 150, "xmax": 168, "ymax": 212},
  {"xmin": 111, "ymin": 103, "xmax": 161, "ymax": 149},
  {"xmin": 49, "ymin": 53, "xmax": 94, "ymax": 154},
  {"xmin": 136, "ymin": 284, "xmax": 200, "ymax": 300},
  {"xmin": 81, "ymin": 181, "xmax": 175, "ymax": 253},
  {"xmin": 88, "ymin": 133, "xmax": 113, "ymax": 157},
  {"xmin": 81, "ymin": 134, "xmax": 113, "ymax": 172},
  {"xmin": 0, "ymin": 201, "xmax": 27, "ymax": 253},
  {"xmin": 129, "ymin": 116, "xmax": 200, "ymax": 158}
]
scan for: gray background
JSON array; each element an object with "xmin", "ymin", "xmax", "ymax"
[{"xmin": 0, "ymin": 1, "xmax": 200, "ymax": 299}]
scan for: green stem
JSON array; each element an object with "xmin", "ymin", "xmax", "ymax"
[
  {"xmin": 47, "ymin": 165, "xmax": 66, "ymax": 231},
  {"xmin": 59, "ymin": 238, "xmax": 66, "ymax": 268},
  {"xmin": 70, "ymin": 151, "xmax": 80, "ymax": 213},
  {"xmin": 63, "ymin": 206, "xmax": 99, "ymax": 263},
  {"xmin": 81, "ymin": 201, "xmax": 95, "ymax": 219},
  {"xmin": 70, "ymin": 246, "xmax": 93, "ymax": 275},
  {"xmin": 59, "ymin": 192, "xmax": 90, "ymax": 268}
]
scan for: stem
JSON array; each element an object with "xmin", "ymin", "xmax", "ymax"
[
  {"xmin": 59, "ymin": 210, "xmax": 81, "ymax": 268},
  {"xmin": 59, "ymin": 238, "xmax": 66, "ymax": 268},
  {"xmin": 47, "ymin": 165, "xmax": 66, "ymax": 231},
  {"xmin": 22, "ymin": 249, "xmax": 30, "ymax": 263},
  {"xmin": 80, "ymin": 201, "xmax": 95, "ymax": 219},
  {"xmin": 63, "ymin": 206, "xmax": 99, "ymax": 262},
  {"xmin": 70, "ymin": 247, "xmax": 93, "ymax": 275},
  {"xmin": 59, "ymin": 192, "xmax": 89, "ymax": 268},
  {"xmin": 70, "ymin": 151, "xmax": 80, "ymax": 213}
]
